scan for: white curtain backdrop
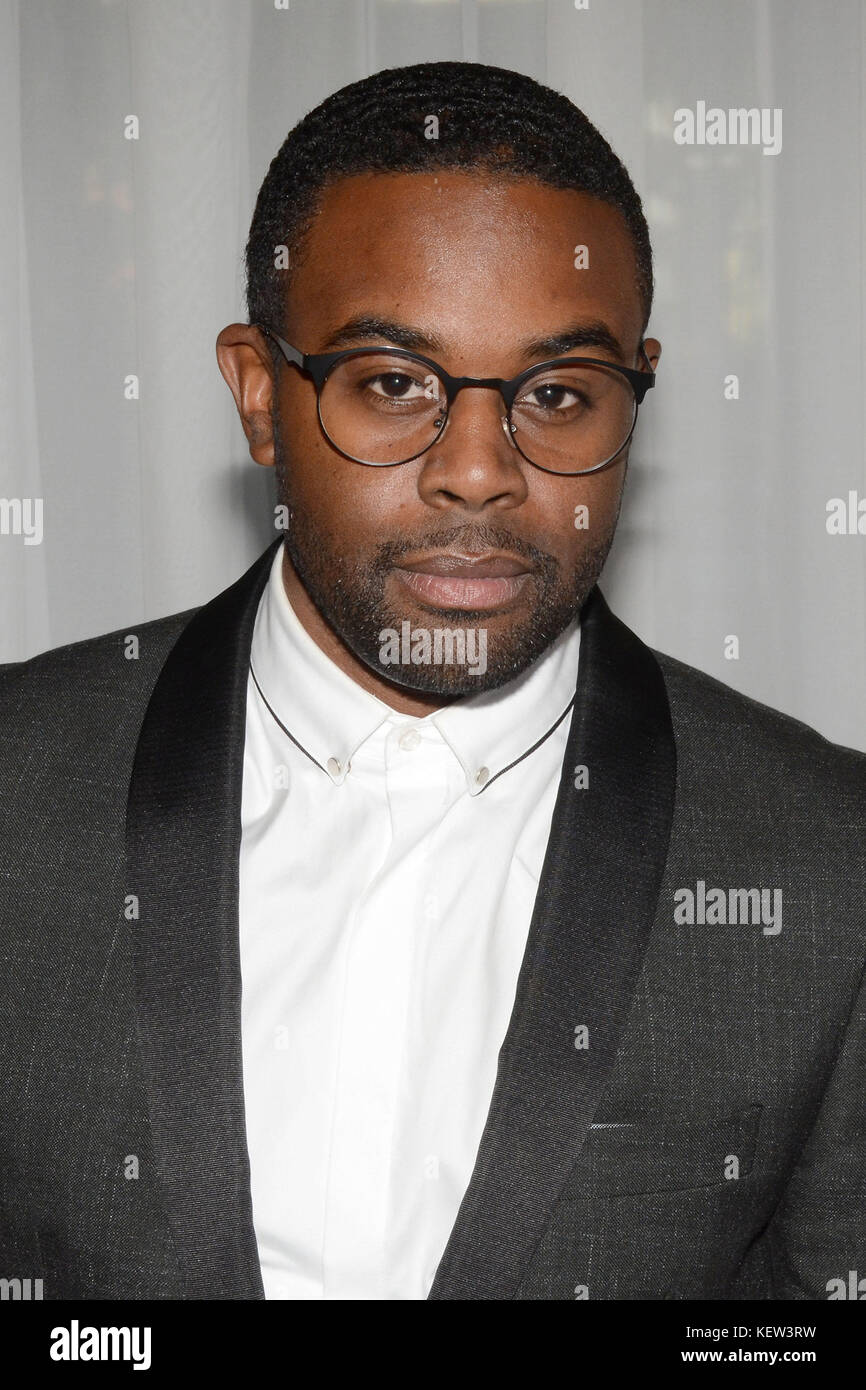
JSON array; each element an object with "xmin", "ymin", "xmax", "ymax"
[{"xmin": 1, "ymin": 0, "xmax": 864, "ymax": 751}]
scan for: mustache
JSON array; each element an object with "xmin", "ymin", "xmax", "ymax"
[{"xmin": 367, "ymin": 522, "xmax": 556, "ymax": 571}]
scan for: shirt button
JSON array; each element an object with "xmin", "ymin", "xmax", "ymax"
[
  {"xmin": 474, "ymin": 766, "xmax": 490, "ymax": 787},
  {"xmin": 398, "ymin": 728, "xmax": 421, "ymax": 752},
  {"xmin": 326, "ymin": 756, "xmax": 342, "ymax": 777}
]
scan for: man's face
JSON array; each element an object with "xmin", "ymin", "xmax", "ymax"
[{"xmin": 222, "ymin": 170, "xmax": 659, "ymax": 700}]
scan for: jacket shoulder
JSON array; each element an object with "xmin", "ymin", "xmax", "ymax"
[
  {"xmin": 654, "ymin": 647, "xmax": 866, "ymax": 797},
  {"xmin": 0, "ymin": 608, "xmax": 198, "ymax": 746}
]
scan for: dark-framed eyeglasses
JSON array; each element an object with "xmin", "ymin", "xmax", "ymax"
[{"xmin": 257, "ymin": 324, "xmax": 655, "ymax": 477}]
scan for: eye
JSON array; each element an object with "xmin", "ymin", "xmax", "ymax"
[
  {"xmin": 524, "ymin": 383, "xmax": 580, "ymax": 410},
  {"xmin": 519, "ymin": 380, "xmax": 589, "ymax": 413},
  {"xmin": 364, "ymin": 371, "xmax": 428, "ymax": 400}
]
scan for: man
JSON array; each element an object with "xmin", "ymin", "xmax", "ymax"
[{"xmin": 1, "ymin": 61, "xmax": 863, "ymax": 1302}]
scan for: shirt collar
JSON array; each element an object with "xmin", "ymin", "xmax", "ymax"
[{"xmin": 249, "ymin": 541, "xmax": 580, "ymax": 796}]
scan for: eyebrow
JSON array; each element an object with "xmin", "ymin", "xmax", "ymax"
[
  {"xmin": 318, "ymin": 315, "xmax": 445, "ymax": 353},
  {"xmin": 522, "ymin": 320, "xmax": 626, "ymax": 362},
  {"xmin": 317, "ymin": 314, "xmax": 627, "ymax": 363}
]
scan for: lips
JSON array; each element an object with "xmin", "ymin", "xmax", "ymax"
[{"xmin": 393, "ymin": 551, "xmax": 532, "ymax": 610}]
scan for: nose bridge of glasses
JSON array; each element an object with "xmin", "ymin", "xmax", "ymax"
[
  {"xmin": 439, "ymin": 372, "xmax": 516, "ymax": 414},
  {"xmin": 427, "ymin": 380, "xmax": 523, "ymax": 473},
  {"xmin": 427, "ymin": 374, "xmax": 519, "ymax": 458}
]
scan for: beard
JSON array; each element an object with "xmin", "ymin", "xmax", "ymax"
[{"xmin": 274, "ymin": 417, "xmax": 617, "ymax": 698}]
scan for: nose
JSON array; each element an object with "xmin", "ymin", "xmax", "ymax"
[{"xmin": 415, "ymin": 387, "xmax": 528, "ymax": 512}]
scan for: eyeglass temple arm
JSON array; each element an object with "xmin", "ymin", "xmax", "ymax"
[{"xmin": 258, "ymin": 325, "xmax": 304, "ymax": 369}]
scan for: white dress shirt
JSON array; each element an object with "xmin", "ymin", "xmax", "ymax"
[{"xmin": 238, "ymin": 541, "xmax": 580, "ymax": 1300}]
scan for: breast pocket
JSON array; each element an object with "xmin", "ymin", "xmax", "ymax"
[{"xmin": 562, "ymin": 1103, "xmax": 763, "ymax": 1197}]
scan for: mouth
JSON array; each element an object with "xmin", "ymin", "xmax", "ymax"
[{"xmin": 392, "ymin": 551, "xmax": 532, "ymax": 611}]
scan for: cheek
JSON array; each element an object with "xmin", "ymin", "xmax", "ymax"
[
  {"xmin": 532, "ymin": 465, "xmax": 625, "ymax": 556},
  {"xmin": 280, "ymin": 403, "xmax": 418, "ymax": 542},
  {"xmin": 277, "ymin": 377, "xmax": 348, "ymax": 518}
]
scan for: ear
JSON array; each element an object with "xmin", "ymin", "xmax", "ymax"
[
  {"xmin": 641, "ymin": 336, "xmax": 662, "ymax": 372},
  {"xmin": 215, "ymin": 323, "xmax": 277, "ymax": 466}
]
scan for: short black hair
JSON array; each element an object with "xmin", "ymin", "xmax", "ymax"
[{"xmin": 245, "ymin": 61, "xmax": 653, "ymax": 354}]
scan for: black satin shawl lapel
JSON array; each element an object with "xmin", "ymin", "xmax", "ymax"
[{"xmin": 126, "ymin": 539, "xmax": 281, "ymax": 1299}]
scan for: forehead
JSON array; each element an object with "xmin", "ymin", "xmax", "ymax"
[{"xmin": 285, "ymin": 171, "xmax": 643, "ymax": 356}]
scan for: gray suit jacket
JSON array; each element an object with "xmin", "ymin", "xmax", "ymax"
[{"xmin": 1, "ymin": 538, "xmax": 864, "ymax": 1300}]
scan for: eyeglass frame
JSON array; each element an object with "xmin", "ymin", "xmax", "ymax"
[{"xmin": 257, "ymin": 323, "xmax": 656, "ymax": 477}]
